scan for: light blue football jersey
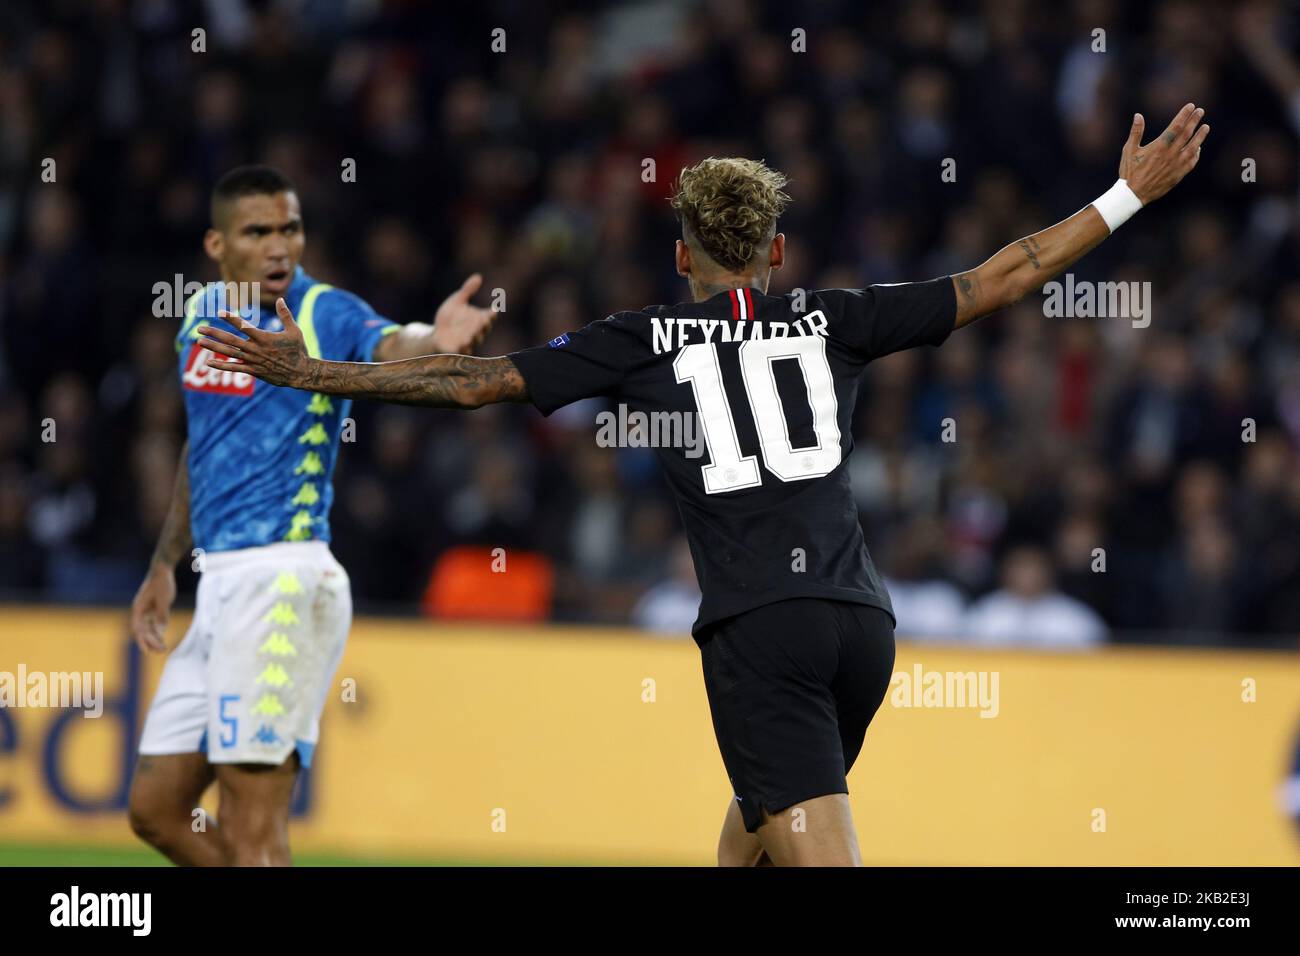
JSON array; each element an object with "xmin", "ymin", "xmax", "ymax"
[{"xmin": 175, "ymin": 266, "xmax": 398, "ymax": 553}]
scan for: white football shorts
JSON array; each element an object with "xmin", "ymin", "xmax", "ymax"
[{"xmin": 138, "ymin": 541, "xmax": 352, "ymax": 768}]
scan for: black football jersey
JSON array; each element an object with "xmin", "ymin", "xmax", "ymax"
[{"xmin": 509, "ymin": 278, "xmax": 956, "ymax": 634}]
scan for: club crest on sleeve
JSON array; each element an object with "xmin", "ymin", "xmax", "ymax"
[{"xmin": 548, "ymin": 333, "xmax": 570, "ymax": 348}]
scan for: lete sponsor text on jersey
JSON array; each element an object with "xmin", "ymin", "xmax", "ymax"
[{"xmin": 183, "ymin": 342, "xmax": 255, "ymax": 395}]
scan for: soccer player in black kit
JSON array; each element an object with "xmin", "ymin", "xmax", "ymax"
[{"xmin": 198, "ymin": 104, "xmax": 1209, "ymax": 865}]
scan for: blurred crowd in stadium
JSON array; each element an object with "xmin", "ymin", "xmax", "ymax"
[{"xmin": 2, "ymin": 0, "xmax": 1300, "ymax": 648}]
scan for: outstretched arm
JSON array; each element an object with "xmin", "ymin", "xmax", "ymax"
[
  {"xmin": 952, "ymin": 103, "xmax": 1210, "ymax": 329},
  {"xmin": 198, "ymin": 300, "xmax": 528, "ymax": 409},
  {"xmin": 371, "ymin": 273, "xmax": 499, "ymax": 359},
  {"xmin": 303, "ymin": 352, "xmax": 527, "ymax": 409}
]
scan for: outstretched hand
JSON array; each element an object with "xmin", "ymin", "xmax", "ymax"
[
  {"xmin": 198, "ymin": 298, "xmax": 315, "ymax": 390},
  {"xmin": 431, "ymin": 273, "xmax": 498, "ymax": 354},
  {"xmin": 1118, "ymin": 103, "xmax": 1210, "ymax": 205}
]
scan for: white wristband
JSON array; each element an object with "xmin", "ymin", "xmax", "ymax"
[{"xmin": 1092, "ymin": 179, "xmax": 1144, "ymax": 233}]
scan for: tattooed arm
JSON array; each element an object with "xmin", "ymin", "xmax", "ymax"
[
  {"xmin": 950, "ymin": 209, "xmax": 1109, "ymax": 329},
  {"xmin": 303, "ymin": 353, "xmax": 527, "ymax": 409},
  {"xmin": 951, "ymin": 104, "xmax": 1209, "ymax": 329},
  {"xmin": 198, "ymin": 300, "xmax": 528, "ymax": 409}
]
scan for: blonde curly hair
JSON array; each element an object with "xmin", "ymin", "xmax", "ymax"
[{"xmin": 670, "ymin": 157, "xmax": 791, "ymax": 273}]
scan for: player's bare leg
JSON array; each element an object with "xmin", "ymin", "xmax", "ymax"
[
  {"xmin": 755, "ymin": 793, "xmax": 862, "ymax": 867},
  {"xmin": 716, "ymin": 798, "xmax": 769, "ymax": 866},
  {"xmin": 128, "ymin": 752, "xmax": 228, "ymax": 867},
  {"xmin": 215, "ymin": 755, "xmax": 299, "ymax": 866}
]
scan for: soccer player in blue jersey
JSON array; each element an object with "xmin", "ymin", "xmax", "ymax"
[{"xmin": 126, "ymin": 165, "xmax": 496, "ymax": 866}]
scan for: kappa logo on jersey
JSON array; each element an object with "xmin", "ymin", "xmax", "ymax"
[{"xmin": 182, "ymin": 342, "xmax": 255, "ymax": 396}]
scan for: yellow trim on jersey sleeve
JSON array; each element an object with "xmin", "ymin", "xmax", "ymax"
[
  {"xmin": 296, "ymin": 283, "xmax": 333, "ymax": 359},
  {"xmin": 175, "ymin": 289, "xmax": 206, "ymax": 352}
]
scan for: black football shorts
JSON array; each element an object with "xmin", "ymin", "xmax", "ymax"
[{"xmin": 695, "ymin": 597, "xmax": 896, "ymax": 833}]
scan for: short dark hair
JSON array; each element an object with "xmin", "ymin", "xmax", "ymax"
[{"xmin": 211, "ymin": 165, "xmax": 296, "ymax": 226}]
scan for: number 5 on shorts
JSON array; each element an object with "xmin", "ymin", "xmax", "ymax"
[{"xmin": 219, "ymin": 694, "xmax": 240, "ymax": 748}]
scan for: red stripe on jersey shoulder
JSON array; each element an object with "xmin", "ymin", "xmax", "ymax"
[
  {"xmin": 743, "ymin": 287, "xmax": 755, "ymax": 319},
  {"xmin": 730, "ymin": 289, "xmax": 740, "ymax": 321}
]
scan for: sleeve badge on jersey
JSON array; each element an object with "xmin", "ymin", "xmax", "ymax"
[{"xmin": 548, "ymin": 333, "xmax": 570, "ymax": 348}]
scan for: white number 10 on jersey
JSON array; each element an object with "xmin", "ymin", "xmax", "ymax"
[{"xmin": 673, "ymin": 336, "xmax": 842, "ymax": 494}]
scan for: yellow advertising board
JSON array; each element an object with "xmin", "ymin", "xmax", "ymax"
[{"xmin": 1, "ymin": 607, "xmax": 1298, "ymax": 865}]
